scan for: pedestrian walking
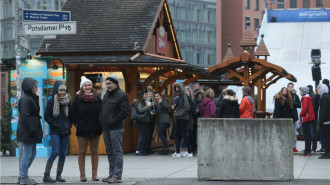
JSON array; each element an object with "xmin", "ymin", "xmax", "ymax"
[
  {"xmin": 239, "ymin": 87, "xmax": 254, "ymax": 118},
  {"xmin": 99, "ymin": 74, "xmax": 129, "ymax": 183},
  {"xmin": 17, "ymin": 77, "xmax": 43, "ymax": 185},
  {"xmin": 300, "ymin": 86, "xmax": 315, "ymax": 156},
  {"xmin": 318, "ymin": 84, "xmax": 330, "ymax": 159},
  {"xmin": 71, "ymin": 76, "xmax": 103, "ymax": 182},
  {"xmin": 200, "ymin": 88, "xmax": 217, "ymax": 118},
  {"xmin": 171, "ymin": 82, "xmax": 192, "ymax": 157},
  {"xmin": 43, "ymin": 81, "xmax": 72, "ymax": 183},
  {"xmin": 287, "ymin": 83, "xmax": 301, "ymax": 153},
  {"xmin": 132, "ymin": 90, "xmax": 152, "ymax": 156},
  {"xmin": 145, "ymin": 90, "xmax": 156, "ymax": 154},
  {"xmin": 155, "ymin": 92, "xmax": 171, "ymax": 155},
  {"xmin": 218, "ymin": 89, "xmax": 240, "ymax": 118}
]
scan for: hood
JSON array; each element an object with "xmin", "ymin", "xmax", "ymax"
[
  {"xmin": 173, "ymin": 82, "xmax": 185, "ymax": 94},
  {"xmin": 291, "ymin": 89, "xmax": 297, "ymax": 94},
  {"xmin": 300, "ymin": 86, "xmax": 309, "ymax": 96},
  {"xmin": 194, "ymin": 89, "xmax": 205, "ymax": 99},
  {"xmin": 244, "ymin": 95, "xmax": 254, "ymax": 104},
  {"xmin": 202, "ymin": 97, "xmax": 213, "ymax": 106},
  {"xmin": 185, "ymin": 86, "xmax": 193, "ymax": 97},
  {"xmin": 22, "ymin": 77, "xmax": 38, "ymax": 95},
  {"xmin": 320, "ymin": 84, "xmax": 329, "ymax": 96},
  {"xmin": 52, "ymin": 80, "xmax": 65, "ymax": 97},
  {"xmin": 223, "ymin": 95, "xmax": 237, "ymax": 101}
]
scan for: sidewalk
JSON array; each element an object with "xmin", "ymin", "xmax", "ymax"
[{"xmin": 1, "ymin": 141, "xmax": 330, "ymax": 184}]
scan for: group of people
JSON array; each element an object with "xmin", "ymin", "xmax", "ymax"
[
  {"xmin": 17, "ymin": 74, "xmax": 129, "ymax": 185},
  {"xmin": 273, "ymin": 80, "xmax": 330, "ymax": 159}
]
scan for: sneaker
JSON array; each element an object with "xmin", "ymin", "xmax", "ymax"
[
  {"xmin": 318, "ymin": 154, "xmax": 330, "ymax": 159},
  {"xmin": 102, "ymin": 176, "xmax": 112, "ymax": 182},
  {"xmin": 293, "ymin": 148, "xmax": 299, "ymax": 153},
  {"xmin": 172, "ymin": 152, "xmax": 181, "ymax": 158},
  {"xmin": 107, "ymin": 177, "xmax": 122, "ymax": 183},
  {"xmin": 20, "ymin": 177, "xmax": 36, "ymax": 185},
  {"xmin": 158, "ymin": 149, "xmax": 169, "ymax": 155},
  {"xmin": 317, "ymin": 148, "xmax": 325, "ymax": 153},
  {"xmin": 182, "ymin": 151, "xmax": 193, "ymax": 157},
  {"xmin": 300, "ymin": 151, "xmax": 311, "ymax": 156}
]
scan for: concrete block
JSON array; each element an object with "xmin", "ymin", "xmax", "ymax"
[{"xmin": 198, "ymin": 118, "xmax": 293, "ymax": 181}]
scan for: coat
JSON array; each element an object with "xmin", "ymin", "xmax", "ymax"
[
  {"xmin": 99, "ymin": 88, "xmax": 129, "ymax": 131},
  {"xmin": 290, "ymin": 90, "xmax": 301, "ymax": 121},
  {"xmin": 17, "ymin": 77, "xmax": 43, "ymax": 144},
  {"xmin": 71, "ymin": 93, "xmax": 103, "ymax": 137},
  {"xmin": 173, "ymin": 82, "xmax": 190, "ymax": 120},
  {"xmin": 319, "ymin": 85, "xmax": 330, "ymax": 124},
  {"xmin": 200, "ymin": 97, "xmax": 217, "ymax": 118},
  {"xmin": 273, "ymin": 95, "xmax": 293, "ymax": 119},
  {"xmin": 218, "ymin": 95, "xmax": 240, "ymax": 118},
  {"xmin": 300, "ymin": 95, "xmax": 315, "ymax": 123},
  {"xmin": 156, "ymin": 99, "xmax": 171, "ymax": 126},
  {"xmin": 239, "ymin": 96, "xmax": 254, "ymax": 118},
  {"xmin": 44, "ymin": 81, "xmax": 72, "ymax": 135}
]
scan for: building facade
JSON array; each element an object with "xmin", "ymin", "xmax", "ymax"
[
  {"xmin": 0, "ymin": 0, "xmax": 67, "ymax": 60},
  {"xmin": 168, "ymin": 0, "xmax": 217, "ymax": 68}
]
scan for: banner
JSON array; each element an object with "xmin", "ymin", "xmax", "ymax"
[{"xmin": 268, "ymin": 9, "xmax": 330, "ymax": 22}]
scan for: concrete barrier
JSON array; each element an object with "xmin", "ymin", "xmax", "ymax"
[{"xmin": 198, "ymin": 118, "xmax": 293, "ymax": 181}]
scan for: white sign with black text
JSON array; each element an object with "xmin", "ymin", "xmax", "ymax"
[{"xmin": 23, "ymin": 21, "xmax": 76, "ymax": 35}]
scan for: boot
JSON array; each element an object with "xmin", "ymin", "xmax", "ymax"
[
  {"xmin": 43, "ymin": 162, "xmax": 56, "ymax": 183},
  {"xmin": 92, "ymin": 173, "xmax": 99, "ymax": 181},
  {"xmin": 56, "ymin": 162, "xmax": 65, "ymax": 182}
]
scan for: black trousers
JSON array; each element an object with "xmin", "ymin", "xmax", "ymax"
[
  {"xmin": 146, "ymin": 121, "xmax": 155, "ymax": 151},
  {"xmin": 158, "ymin": 123, "xmax": 170, "ymax": 150},
  {"xmin": 321, "ymin": 123, "xmax": 330, "ymax": 155},
  {"xmin": 135, "ymin": 121, "xmax": 149, "ymax": 152},
  {"xmin": 303, "ymin": 121, "xmax": 312, "ymax": 153},
  {"xmin": 174, "ymin": 119, "xmax": 191, "ymax": 153}
]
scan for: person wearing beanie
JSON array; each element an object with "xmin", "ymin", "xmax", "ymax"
[
  {"xmin": 300, "ymin": 86, "xmax": 315, "ymax": 156},
  {"xmin": 17, "ymin": 77, "xmax": 43, "ymax": 185},
  {"xmin": 99, "ymin": 74, "xmax": 129, "ymax": 183},
  {"xmin": 43, "ymin": 81, "xmax": 72, "ymax": 183},
  {"xmin": 318, "ymin": 84, "xmax": 330, "ymax": 159},
  {"xmin": 71, "ymin": 76, "xmax": 103, "ymax": 182}
]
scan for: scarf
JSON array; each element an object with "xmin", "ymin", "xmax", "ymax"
[
  {"xmin": 53, "ymin": 93, "xmax": 71, "ymax": 118},
  {"xmin": 82, "ymin": 93, "xmax": 95, "ymax": 103}
]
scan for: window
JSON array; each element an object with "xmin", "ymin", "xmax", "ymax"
[
  {"xmin": 207, "ymin": 54, "xmax": 212, "ymax": 65},
  {"xmin": 196, "ymin": 9, "xmax": 200, "ymax": 21},
  {"xmin": 245, "ymin": 16, "xmax": 250, "ymax": 30},
  {"xmin": 43, "ymin": 0, "xmax": 47, "ymax": 10},
  {"xmin": 197, "ymin": 53, "xmax": 201, "ymax": 64},
  {"xmin": 290, "ymin": 0, "xmax": 297, "ymax": 8},
  {"xmin": 254, "ymin": 18, "xmax": 259, "ymax": 31},
  {"xmin": 254, "ymin": 0, "xmax": 259, "ymax": 10},
  {"xmin": 245, "ymin": 0, "xmax": 250, "ymax": 9},
  {"xmin": 316, "ymin": 0, "xmax": 323, "ymax": 7},
  {"xmin": 303, "ymin": 0, "xmax": 310, "ymax": 8},
  {"xmin": 277, "ymin": 0, "xmax": 284, "ymax": 9}
]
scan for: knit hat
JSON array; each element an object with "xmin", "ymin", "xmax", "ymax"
[
  {"xmin": 58, "ymin": 84, "xmax": 66, "ymax": 91},
  {"xmin": 300, "ymin": 86, "xmax": 309, "ymax": 96},
  {"xmin": 80, "ymin": 76, "xmax": 92, "ymax": 88},
  {"xmin": 106, "ymin": 74, "xmax": 119, "ymax": 85}
]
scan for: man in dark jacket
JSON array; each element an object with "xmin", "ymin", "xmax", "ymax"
[
  {"xmin": 318, "ymin": 84, "xmax": 330, "ymax": 159},
  {"xmin": 287, "ymin": 83, "xmax": 301, "ymax": 152},
  {"xmin": 100, "ymin": 74, "xmax": 129, "ymax": 183},
  {"xmin": 17, "ymin": 77, "xmax": 42, "ymax": 185}
]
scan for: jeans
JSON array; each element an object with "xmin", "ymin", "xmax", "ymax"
[
  {"xmin": 135, "ymin": 121, "xmax": 149, "ymax": 152},
  {"xmin": 303, "ymin": 121, "xmax": 312, "ymax": 153},
  {"xmin": 293, "ymin": 121, "xmax": 298, "ymax": 148},
  {"xmin": 47, "ymin": 134, "xmax": 69, "ymax": 163},
  {"xmin": 174, "ymin": 119, "xmax": 191, "ymax": 153},
  {"xmin": 20, "ymin": 143, "xmax": 37, "ymax": 178},
  {"xmin": 158, "ymin": 123, "xmax": 170, "ymax": 150},
  {"xmin": 310, "ymin": 121, "xmax": 317, "ymax": 151},
  {"xmin": 180, "ymin": 130, "xmax": 191, "ymax": 149},
  {"xmin": 103, "ymin": 129, "xmax": 124, "ymax": 180}
]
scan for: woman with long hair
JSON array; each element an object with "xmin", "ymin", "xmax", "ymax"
[
  {"xmin": 43, "ymin": 81, "xmax": 72, "ymax": 183},
  {"xmin": 71, "ymin": 76, "xmax": 103, "ymax": 182},
  {"xmin": 273, "ymin": 87, "xmax": 293, "ymax": 118},
  {"xmin": 200, "ymin": 88, "xmax": 217, "ymax": 118},
  {"xmin": 239, "ymin": 87, "xmax": 254, "ymax": 118},
  {"xmin": 132, "ymin": 90, "xmax": 152, "ymax": 156}
]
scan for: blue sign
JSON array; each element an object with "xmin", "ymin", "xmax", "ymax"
[
  {"xmin": 23, "ymin": 9, "xmax": 70, "ymax": 22},
  {"xmin": 268, "ymin": 9, "xmax": 330, "ymax": 22}
]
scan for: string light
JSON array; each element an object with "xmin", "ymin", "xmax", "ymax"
[{"xmin": 164, "ymin": 3, "xmax": 181, "ymax": 60}]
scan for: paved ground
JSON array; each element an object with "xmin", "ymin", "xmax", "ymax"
[{"xmin": 1, "ymin": 141, "xmax": 330, "ymax": 184}]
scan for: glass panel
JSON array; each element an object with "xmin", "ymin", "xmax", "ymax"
[
  {"xmin": 316, "ymin": 0, "xmax": 323, "ymax": 7},
  {"xmin": 254, "ymin": 0, "xmax": 259, "ymax": 10},
  {"xmin": 245, "ymin": 0, "xmax": 250, "ymax": 9},
  {"xmin": 245, "ymin": 17, "xmax": 250, "ymax": 30},
  {"xmin": 277, "ymin": 0, "xmax": 284, "ymax": 9},
  {"xmin": 290, "ymin": 0, "xmax": 297, "ymax": 8},
  {"xmin": 303, "ymin": 0, "xmax": 310, "ymax": 8},
  {"xmin": 254, "ymin": 18, "xmax": 259, "ymax": 31}
]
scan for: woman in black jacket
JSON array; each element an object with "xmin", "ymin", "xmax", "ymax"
[
  {"xmin": 218, "ymin": 89, "xmax": 240, "ymax": 118},
  {"xmin": 155, "ymin": 92, "xmax": 171, "ymax": 155},
  {"xmin": 17, "ymin": 77, "xmax": 43, "ymax": 185},
  {"xmin": 43, "ymin": 81, "xmax": 72, "ymax": 183},
  {"xmin": 71, "ymin": 76, "xmax": 103, "ymax": 181},
  {"xmin": 273, "ymin": 87, "xmax": 293, "ymax": 118}
]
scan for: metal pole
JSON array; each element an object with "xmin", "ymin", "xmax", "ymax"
[{"xmin": 15, "ymin": 0, "xmax": 23, "ymax": 178}]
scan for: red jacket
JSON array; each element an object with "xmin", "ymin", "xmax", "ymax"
[
  {"xmin": 239, "ymin": 96, "xmax": 254, "ymax": 118},
  {"xmin": 300, "ymin": 96, "xmax": 315, "ymax": 123}
]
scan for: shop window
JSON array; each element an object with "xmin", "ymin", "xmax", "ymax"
[{"xmin": 316, "ymin": 0, "xmax": 323, "ymax": 7}]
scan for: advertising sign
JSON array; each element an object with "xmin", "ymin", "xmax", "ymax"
[
  {"xmin": 156, "ymin": 26, "xmax": 168, "ymax": 55},
  {"xmin": 268, "ymin": 9, "xmax": 330, "ymax": 22},
  {"xmin": 23, "ymin": 21, "xmax": 76, "ymax": 35}
]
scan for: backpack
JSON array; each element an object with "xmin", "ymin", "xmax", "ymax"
[{"xmin": 131, "ymin": 105, "xmax": 147, "ymax": 122}]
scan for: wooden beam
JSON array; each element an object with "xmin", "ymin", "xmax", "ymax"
[
  {"xmin": 129, "ymin": 53, "xmax": 141, "ymax": 61},
  {"xmin": 226, "ymin": 68, "xmax": 244, "ymax": 82},
  {"xmin": 144, "ymin": 52, "xmax": 185, "ymax": 62},
  {"xmin": 266, "ymin": 76, "xmax": 282, "ymax": 89},
  {"xmin": 139, "ymin": 67, "xmax": 174, "ymax": 90},
  {"xmin": 183, "ymin": 74, "xmax": 205, "ymax": 86},
  {"xmin": 159, "ymin": 71, "xmax": 190, "ymax": 92},
  {"xmin": 250, "ymin": 67, "xmax": 270, "ymax": 82}
]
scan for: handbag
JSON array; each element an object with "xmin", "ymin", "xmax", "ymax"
[{"xmin": 131, "ymin": 106, "xmax": 147, "ymax": 122}]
